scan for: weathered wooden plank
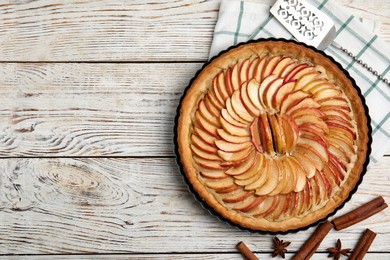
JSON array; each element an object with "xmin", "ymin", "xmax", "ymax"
[
  {"xmin": 2, "ymin": 253, "xmax": 390, "ymax": 259},
  {"xmin": 0, "ymin": 0, "xmax": 388, "ymax": 61},
  {"xmin": 0, "ymin": 157, "xmax": 388, "ymax": 254},
  {"xmin": 0, "ymin": 63, "xmax": 202, "ymax": 157}
]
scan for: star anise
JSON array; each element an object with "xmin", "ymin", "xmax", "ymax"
[
  {"xmin": 327, "ymin": 239, "xmax": 351, "ymax": 260},
  {"xmin": 272, "ymin": 236, "xmax": 291, "ymax": 258}
]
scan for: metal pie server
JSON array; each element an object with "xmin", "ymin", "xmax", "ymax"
[{"xmin": 270, "ymin": 0, "xmax": 389, "ymax": 86}]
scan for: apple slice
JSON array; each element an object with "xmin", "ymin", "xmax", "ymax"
[
  {"xmin": 234, "ymin": 196, "xmax": 266, "ymax": 212},
  {"xmin": 243, "ymin": 159, "xmax": 270, "ymax": 191},
  {"xmin": 218, "ymin": 146, "xmax": 253, "ymax": 162},
  {"xmin": 323, "ymin": 163, "xmax": 339, "ymax": 187},
  {"xmin": 234, "ymin": 153, "xmax": 265, "ymax": 181},
  {"xmin": 281, "ymin": 115, "xmax": 299, "ymax": 153},
  {"xmin": 295, "ymin": 114, "xmax": 329, "ymax": 133},
  {"xmin": 292, "ymin": 151, "xmax": 316, "ymax": 178},
  {"xmin": 280, "ymin": 62, "xmax": 297, "ymax": 78},
  {"xmin": 198, "ymin": 99, "xmax": 220, "ymax": 127},
  {"xmin": 254, "ymin": 55, "xmax": 268, "ymax": 82},
  {"xmin": 216, "ymin": 71, "xmax": 229, "ymax": 102},
  {"xmin": 250, "ymin": 196, "xmax": 274, "ymax": 216},
  {"xmin": 203, "ymin": 95, "xmax": 220, "ymax": 117},
  {"xmin": 218, "ymin": 115, "xmax": 249, "ymax": 137},
  {"xmin": 328, "ymin": 126, "xmax": 356, "ymax": 143},
  {"xmin": 195, "ymin": 111, "xmax": 218, "ymax": 136},
  {"xmin": 217, "ymin": 128, "xmax": 251, "ymax": 144},
  {"xmin": 247, "ymin": 79, "xmax": 263, "ymax": 111},
  {"xmin": 239, "ymin": 58, "xmax": 250, "ymax": 83},
  {"xmin": 205, "ymin": 176, "xmax": 236, "ymax": 191},
  {"xmin": 328, "ymin": 135, "xmax": 355, "ymax": 156},
  {"xmin": 259, "ymin": 74, "xmax": 278, "ymax": 109},
  {"xmin": 250, "ymin": 117, "xmax": 263, "ymax": 153},
  {"xmin": 258, "ymin": 113, "xmax": 274, "ymax": 154},
  {"xmin": 230, "ymin": 63, "xmax": 241, "ymax": 92},
  {"xmin": 241, "ymin": 81, "xmax": 261, "ymax": 117},
  {"xmin": 221, "ymin": 109, "xmax": 247, "ymax": 128},
  {"xmin": 268, "ymin": 159, "xmax": 288, "ymax": 196},
  {"xmin": 272, "ymin": 56, "xmax": 293, "ymax": 76},
  {"xmin": 231, "ymin": 91, "xmax": 254, "ymax": 122},
  {"xmin": 290, "ymin": 107, "xmax": 325, "ymax": 120},
  {"xmin": 191, "ymin": 134, "xmax": 218, "ymax": 154},
  {"xmin": 318, "ymin": 170, "xmax": 332, "ymax": 198},
  {"xmin": 207, "ymin": 90, "xmax": 224, "ymax": 111},
  {"xmin": 215, "ymin": 139, "xmax": 252, "ymax": 153},
  {"xmin": 312, "ymin": 88, "xmax": 343, "ymax": 101},
  {"xmin": 272, "ymin": 81, "xmax": 295, "ymax": 112},
  {"xmin": 291, "ymin": 191, "xmax": 304, "ymax": 216},
  {"xmin": 193, "ymin": 155, "xmax": 224, "ymax": 170},
  {"xmin": 300, "ymin": 79, "xmax": 329, "ymax": 92},
  {"xmin": 293, "ymin": 71, "xmax": 321, "ymax": 90},
  {"xmin": 263, "ymin": 78, "xmax": 284, "ymax": 111},
  {"xmin": 255, "ymin": 159, "xmax": 279, "ymax": 196},
  {"xmin": 225, "ymin": 67, "xmax": 234, "ymax": 96},
  {"xmin": 226, "ymin": 97, "xmax": 247, "ymax": 124},
  {"xmin": 318, "ymin": 97, "xmax": 350, "ymax": 110},
  {"xmin": 212, "ymin": 77, "xmax": 225, "ymax": 106},
  {"xmin": 268, "ymin": 114, "xmax": 286, "ymax": 154},
  {"xmin": 324, "ymin": 115, "xmax": 354, "ymax": 129},
  {"xmin": 262, "ymin": 56, "xmax": 281, "ymax": 79},
  {"xmin": 247, "ymin": 57, "xmax": 260, "ymax": 80},
  {"xmin": 321, "ymin": 107, "xmax": 351, "ymax": 121},
  {"xmin": 280, "ymin": 158, "xmax": 297, "ymax": 194},
  {"xmin": 328, "ymin": 144, "xmax": 349, "ymax": 164},
  {"xmin": 194, "ymin": 126, "xmax": 216, "ymax": 145},
  {"xmin": 297, "ymin": 137, "xmax": 329, "ymax": 162},
  {"xmin": 289, "ymin": 66, "xmax": 315, "ymax": 81},
  {"xmin": 199, "ymin": 169, "xmax": 227, "ymax": 179},
  {"xmin": 279, "ymin": 90, "xmax": 310, "ymax": 115},
  {"xmin": 225, "ymin": 151, "xmax": 257, "ymax": 176},
  {"xmin": 284, "ymin": 64, "xmax": 309, "ymax": 82},
  {"xmin": 285, "ymin": 98, "xmax": 320, "ymax": 115},
  {"xmin": 288, "ymin": 156, "xmax": 307, "ymax": 192},
  {"xmin": 309, "ymin": 177, "xmax": 320, "ymax": 205},
  {"xmin": 295, "ymin": 146, "xmax": 325, "ymax": 171},
  {"xmin": 260, "ymin": 195, "xmax": 281, "ymax": 219},
  {"xmin": 304, "ymin": 82, "xmax": 334, "ymax": 94},
  {"xmin": 222, "ymin": 188, "xmax": 252, "ymax": 203}
]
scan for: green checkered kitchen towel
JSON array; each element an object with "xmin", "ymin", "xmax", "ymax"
[{"xmin": 209, "ymin": 0, "xmax": 390, "ymax": 166}]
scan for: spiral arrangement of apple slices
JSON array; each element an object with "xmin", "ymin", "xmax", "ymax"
[{"xmin": 190, "ymin": 55, "xmax": 358, "ymax": 220}]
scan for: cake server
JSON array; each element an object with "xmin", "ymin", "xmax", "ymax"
[{"xmin": 270, "ymin": 0, "xmax": 389, "ymax": 86}]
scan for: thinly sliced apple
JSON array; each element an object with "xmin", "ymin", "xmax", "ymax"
[
  {"xmin": 300, "ymin": 79, "xmax": 329, "ymax": 92},
  {"xmin": 258, "ymin": 113, "xmax": 274, "ymax": 154},
  {"xmin": 218, "ymin": 146, "xmax": 253, "ymax": 162},
  {"xmin": 323, "ymin": 163, "xmax": 339, "ymax": 187},
  {"xmin": 240, "ymin": 81, "xmax": 261, "ymax": 117},
  {"xmin": 280, "ymin": 62, "xmax": 297, "ymax": 78},
  {"xmin": 268, "ymin": 159, "xmax": 288, "ymax": 196},
  {"xmin": 247, "ymin": 79, "xmax": 262, "ymax": 110},
  {"xmin": 205, "ymin": 176, "xmax": 236, "ymax": 191},
  {"xmin": 328, "ymin": 145, "xmax": 349, "ymax": 164},
  {"xmin": 215, "ymin": 139, "xmax": 252, "ymax": 153},
  {"xmin": 318, "ymin": 97, "xmax": 350, "ymax": 109},
  {"xmin": 225, "ymin": 151, "xmax": 257, "ymax": 176},
  {"xmin": 328, "ymin": 135, "xmax": 355, "ymax": 156},
  {"xmin": 262, "ymin": 56, "xmax": 281, "ymax": 79},
  {"xmin": 191, "ymin": 144, "xmax": 221, "ymax": 161},
  {"xmin": 231, "ymin": 91, "xmax": 254, "ymax": 122},
  {"xmin": 324, "ymin": 115, "xmax": 354, "ymax": 128},
  {"xmin": 293, "ymin": 71, "xmax": 321, "ymax": 90},
  {"xmin": 280, "ymin": 193, "xmax": 293, "ymax": 216},
  {"xmin": 222, "ymin": 188, "xmax": 252, "ymax": 203},
  {"xmin": 218, "ymin": 115, "xmax": 249, "ymax": 137},
  {"xmin": 198, "ymin": 99, "xmax": 220, "ymax": 127},
  {"xmin": 225, "ymin": 67, "xmax": 234, "ymax": 96},
  {"xmin": 234, "ymin": 196, "xmax": 266, "ymax": 212},
  {"xmin": 280, "ymin": 158, "xmax": 297, "ymax": 194},
  {"xmin": 263, "ymin": 78, "xmax": 284, "ymax": 111},
  {"xmin": 255, "ymin": 159, "xmax": 279, "ymax": 196},
  {"xmin": 295, "ymin": 114, "xmax": 329, "ymax": 133},
  {"xmin": 199, "ymin": 169, "xmax": 227, "ymax": 179},
  {"xmin": 290, "ymin": 107, "xmax": 325, "ymax": 120},
  {"xmin": 195, "ymin": 111, "xmax": 218, "ymax": 136},
  {"xmin": 234, "ymin": 153, "xmax": 265, "ymax": 181},
  {"xmin": 268, "ymin": 114, "xmax": 286, "ymax": 154},
  {"xmin": 304, "ymin": 82, "xmax": 334, "ymax": 94},
  {"xmin": 289, "ymin": 66, "xmax": 315, "ymax": 82},
  {"xmin": 212, "ymin": 77, "xmax": 225, "ymax": 106},
  {"xmin": 285, "ymin": 98, "xmax": 320, "ymax": 115},
  {"xmin": 272, "ymin": 82, "xmax": 295, "ymax": 112},
  {"xmin": 194, "ymin": 126, "xmax": 216, "ymax": 145},
  {"xmin": 243, "ymin": 159, "xmax": 269, "ymax": 191},
  {"xmin": 203, "ymin": 95, "xmax": 220, "ymax": 117},
  {"xmin": 292, "ymin": 151, "xmax": 316, "ymax": 178},
  {"xmin": 317, "ymin": 170, "xmax": 332, "ymax": 198},
  {"xmin": 226, "ymin": 97, "xmax": 247, "ymax": 124},
  {"xmin": 207, "ymin": 90, "xmax": 224, "ymax": 111},
  {"xmin": 312, "ymin": 88, "xmax": 343, "ymax": 101},
  {"xmin": 217, "ymin": 128, "xmax": 251, "ymax": 144},
  {"xmin": 193, "ymin": 155, "xmax": 225, "ymax": 170},
  {"xmin": 221, "ymin": 108, "xmax": 247, "ymax": 128},
  {"xmin": 230, "ymin": 63, "xmax": 240, "ymax": 92},
  {"xmin": 281, "ymin": 115, "xmax": 298, "ymax": 153},
  {"xmin": 279, "ymin": 90, "xmax": 310, "ymax": 115},
  {"xmin": 321, "ymin": 107, "xmax": 351, "ymax": 121},
  {"xmin": 247, "ymin": 57, "xmax": 260, "ymax": 80},
  {"xmin": 295, "ymin": 146, "xmax": 325, "ymax": 171},
  {"xmin": 272, "ymin": 57, "xmax": 293, "ymax": 76},
  {"xmin": 250, "ymin": 117, "xmax": 263, "ymax": 153},
  {"xmin": 239, "ymin": 58, "xmax": 250, "ymax": 83},
  {"xmin": 284, "ymin": 64, "xmax": 309, "ymax": 82},
  {"xmin": 328, "ymin": 127, "xmax": 356, "ymax": 143},
  {"xmin": 250, "ymin": 196, "xmax": 274, "ymax": 216},
  {"xmin": 288, "ymin": 156, "xmax": 307, "ymax": 192},
  {"xmin": 291, "ymin": 191, "xmax": 304, "ymax": 216},
  {"xmin": 310, "ymin": 177, "xmax": 320, "ymax": 205},
  {"xmin": 297, "ymin": 137, "xmax": 329, "ymax": 162},
  {"xmin": 191, "ymin": 134, "xmax": 217, "ymax": 154},
  {"xmin": 259, "ymin": 74, "xmax": 278, "ymax": 109},
  {"xmin": 304, "ymin": 179, "xmax": 314, "ymax": 211},
  {"xmin": 261, "ymin": 195, "xmax": 281, "ymax": 219},
  {"xmin": 254, "ymin": 56, "xmax": 268, "ymax": 82},
  {"xmin": 216, "ymin": 71, "xmax": 229, "ymax": 102}
]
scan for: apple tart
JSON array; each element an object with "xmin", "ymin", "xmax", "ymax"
[{"xmin": 176, "ymin": 40, "xmax": 369, "ymax": 232}]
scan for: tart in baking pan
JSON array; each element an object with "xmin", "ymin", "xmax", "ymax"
[{"xmin": 175, "ymin": 39, "xmax": 369, "ymax": 232}]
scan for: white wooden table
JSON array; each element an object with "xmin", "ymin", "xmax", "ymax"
[{"xmin": 0, "ymin": 0, "xmax": 389, "ymax": 259}]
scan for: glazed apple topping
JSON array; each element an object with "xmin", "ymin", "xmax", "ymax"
[{"xmin": 190, "ymin": 55, "xmax": 358, "ymax": 220}]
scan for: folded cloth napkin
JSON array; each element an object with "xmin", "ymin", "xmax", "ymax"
[{"xmin": 209, "ymin": 0, "xmax": 390, "ymax": 167}]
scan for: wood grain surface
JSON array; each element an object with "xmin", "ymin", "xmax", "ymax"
[{"xmin": 0, "ymin": 0, "xmax": 389, "ymax": 259}]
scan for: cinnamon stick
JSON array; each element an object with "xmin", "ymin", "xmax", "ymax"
[
  {"xmin": 333, "ymin": 196, "xmax": 388, "ymax": 230},
  {"xmin": 237, "ymin": 241, "xmax": 258, "ymax": 260},
  {"xmin": 292, "ymin": 220, "xmax": 333, "ymax": 260},
  {"xmin": 349, "ymin": 228, "xmax": 377, "ymax": 260}
]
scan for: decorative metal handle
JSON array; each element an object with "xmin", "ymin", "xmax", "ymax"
[{"xmin": 331, "ymin": 42, "xmax": 389, "ymax": 86}]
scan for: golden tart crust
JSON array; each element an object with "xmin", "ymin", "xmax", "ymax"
[{"xmin": 176, "ymin": 40, "xmax": 369, "ymax": 232}]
